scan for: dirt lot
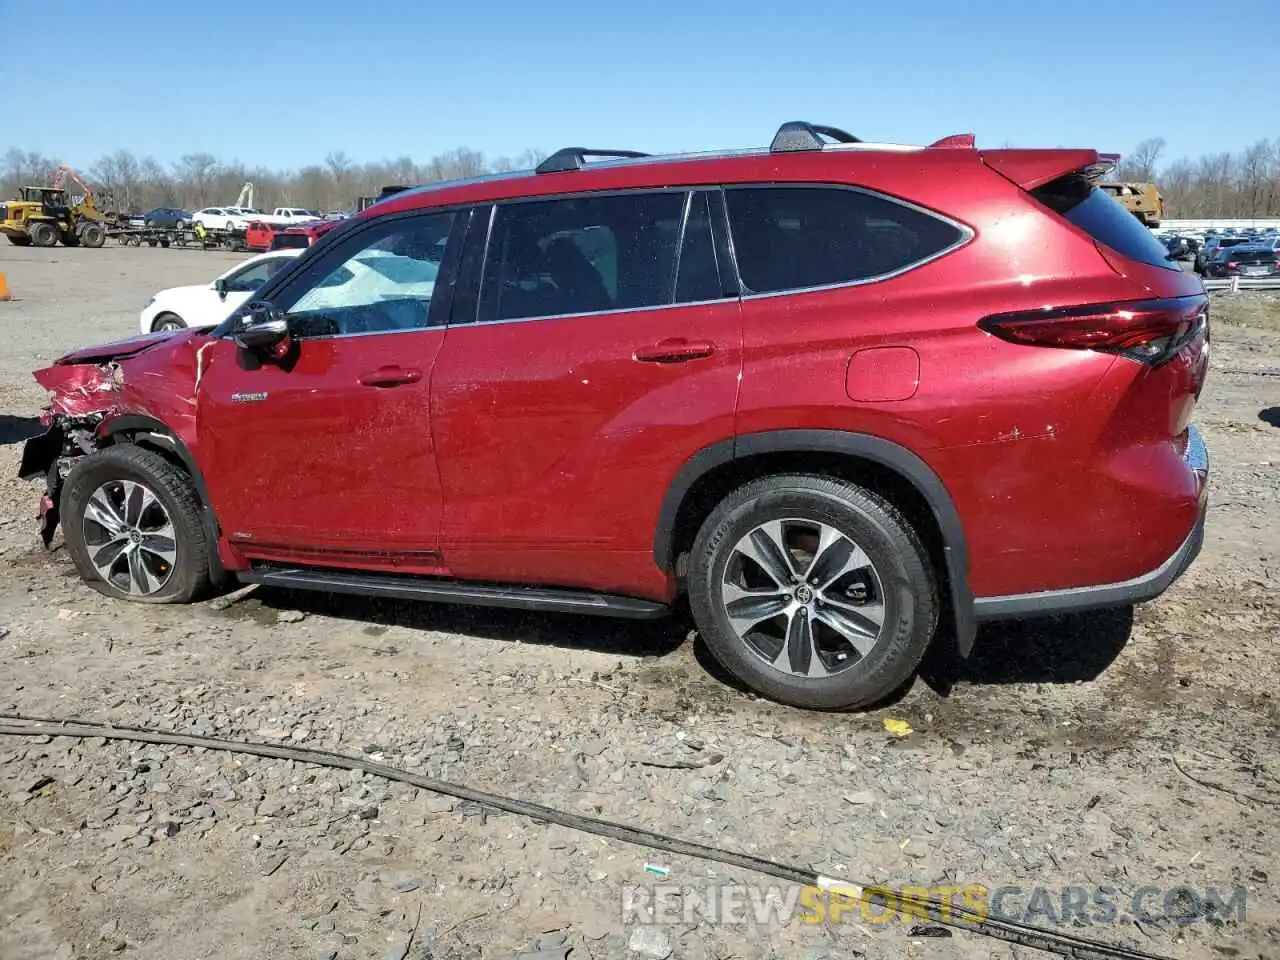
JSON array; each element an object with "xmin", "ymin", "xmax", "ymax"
[{"xmin": 0, "ymin": 244, "xmax": 1276, "ymax": 960}]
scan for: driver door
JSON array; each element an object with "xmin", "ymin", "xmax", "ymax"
[{"xmin": 195, "ymin": 208, "xmax": 464, "ymax": 573}]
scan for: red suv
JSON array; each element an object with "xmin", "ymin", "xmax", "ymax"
[{"xmin": 20, "ymin": 122, "xmax": 1210, "ymax": 709}]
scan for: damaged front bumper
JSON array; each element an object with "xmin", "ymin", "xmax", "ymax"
[
  {"xmin": 19, "ymin": 425, "xmax": 64, "ymax": 546},
  {"xmin": 19, "ymin": 423, "xmax": 81, "ymax": 546},
  {"xmin": 20, "ymin": 366, "xmax": 121, "ymax": 546}
]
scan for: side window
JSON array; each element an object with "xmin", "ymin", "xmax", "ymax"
[
  {"xmin": 674, "ymin": 191, "xmax": 723, "ymax": 304},
  {"xmin": 477, "ymin": 191, "xmax": 685, "ymax": 322},
  {"xmin": 223, "ymin": 257, "xmax": 291, "ymax": 293},
  {"xmin": 280, "ymin": 212, "xmax": 454, "ymax": 338},
  {"xmin": 724, "ymin": 187, "xmax": 965, "ymax": 295}
]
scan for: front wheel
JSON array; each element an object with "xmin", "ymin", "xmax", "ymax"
[
  {"xmin": 688, "ymin": 474, "xmax": 938, "ymax": 710},
  {"xmin": 28, "ymin": 221, "xmax": 58, "ymax": 247},
  {"xmin": 60, "ymin": 445, "xmax": 210, "ymax": 604}
]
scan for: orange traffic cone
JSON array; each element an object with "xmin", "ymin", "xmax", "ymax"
[{"xmin": 0, "ymin": 272, "xmax": 10, "ymax": 301}]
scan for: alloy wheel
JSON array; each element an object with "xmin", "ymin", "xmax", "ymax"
[
  {"xmin": 81, "ymin": 479, "xmax": 177, "ymax": 596},
  {"xmin": 719, "ymin": 518, "xmax": 885, "ymax": 678}
]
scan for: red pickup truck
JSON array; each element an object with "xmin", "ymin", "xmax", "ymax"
[{"xmin": 244, "ymin": 219, "xmax": 338, "ymax": 252}]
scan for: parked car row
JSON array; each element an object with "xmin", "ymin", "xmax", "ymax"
[
  {"xmin": 1153, "ymin": 225, "xmax": 1279, "ymax": 275},
  {"xmin": 190, "ymin": 206, "xmax": 325, "ymax": 232}
]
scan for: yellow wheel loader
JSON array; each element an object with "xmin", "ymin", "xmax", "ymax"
[{"xmin": 0, "ymin": 166, "xmax": 108, "ymax": 248}]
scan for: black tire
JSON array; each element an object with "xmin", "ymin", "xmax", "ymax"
[
  {"xmin": 6, "ymin": 234, "xmax": 32, "ymax": 246},
  {"xmin": 80, "ymin": 222, "xmax": 105, "ymax": 248},
  {"xmin": 688, "ymin": 475, "xmax": 938, "ymax": 710},
  {"xmin": 151, "ymin": 312, "xmax": 186, "ymax": 332},
  {"xmin": 28, "ymin": 221, "xmax": 58, "ymax": 247},
  {"xmin": 147, "ymin": 238, "xmax": 158, "ymax": 247},
  {"xmin": 60, "ymin": 445, "xmax": 210, "ymax": 604}
]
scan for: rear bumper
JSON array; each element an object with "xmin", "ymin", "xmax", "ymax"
[{"xmin": 973, "ymin": 424, "xmax": 1208, "ymax": 621}]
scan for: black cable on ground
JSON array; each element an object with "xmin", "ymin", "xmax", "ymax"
[{"xmin": 0, "ymin": 714, "xmax": 1175, "ymax": 960}]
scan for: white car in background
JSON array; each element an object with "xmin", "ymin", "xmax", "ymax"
[
  {"xmin": 139, "ymin": 250, "xmax": 303, "ymax": 333},
  {"xmin": 191, "ymin": 207, "xmax": 255, "ymax": 232}
]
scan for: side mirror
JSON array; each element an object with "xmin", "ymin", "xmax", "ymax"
[
  {"xmin": 233, "ymin": 301, "xmax": 289, "ymax": 350},
  {"xmin": 214, "ymin": 277, "xmax": 228, "ymax": 300}
]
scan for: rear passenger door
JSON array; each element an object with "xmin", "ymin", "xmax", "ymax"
[{"xmin": 430, "ymin": 189, "xmax": 742, "ymax": 596}]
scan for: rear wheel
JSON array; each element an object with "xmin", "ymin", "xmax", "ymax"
[
  {"xmin": 60, "ymin": 445, "xmax": 209, "ymax": 604},
  {"xmin": 28, "ymin": 221, "xmax": 58, "ymax": 247},
  {"xmin": 688, "ymin": 475, "xmax": 938, "ymax": 710},
  {"xmin": 80, "ymin": 222, "xmax": 105, "ymax": 248}
]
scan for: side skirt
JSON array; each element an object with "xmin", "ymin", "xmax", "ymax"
[{"xmin": 237, "ymin": 565, "xmax": 671, "ymax": 620}]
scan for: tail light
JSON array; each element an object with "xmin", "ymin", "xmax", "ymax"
[
  {"xmin": 1226, "ymin": 261, "xmax": 1240, "ymax": 272},
  {"xmin": 979, "ymin": 296, "xmax": 1207, "ymax": 365}
]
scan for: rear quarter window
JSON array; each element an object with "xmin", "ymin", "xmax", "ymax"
[
  {"xmin": 724, "ymin": 186, "xmax": 966, "ymax": 295},
  {"xmin": 1032, "ymin": 176, "xmax": 1176, "ymax": 270}
]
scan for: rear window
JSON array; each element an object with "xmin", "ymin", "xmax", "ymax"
[
  {"xmin": 270, "ymin": 233, "xmax": 311, "ymax": 250},
  {"xmin": 1227, "ymin": 249, "xmax": 1276, "ymax": 263},
  {"xmin": 1032, "ymin": 175, "xmax": 1176, "ymax": 270}
]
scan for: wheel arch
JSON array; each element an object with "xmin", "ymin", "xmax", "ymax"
[
  {"xmin": 95, "ymin": 414, "xmax": 227, "ymax": 585},
  {"xmin": 654, "ymin": 429, "xmax": 976, "ymax": 655}
]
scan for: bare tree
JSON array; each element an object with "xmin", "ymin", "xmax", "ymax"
[
  {"xmin": 1116, "ymin": 137, "xmax": 1166, "ymax": 182},
  {"xmin": 172, "ymin": 153, "xmax": 220, "ymax": 207}
]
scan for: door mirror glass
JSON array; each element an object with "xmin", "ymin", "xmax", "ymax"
[{"xmin": 233, "ymin": 301, "xmax": 289, "ymax": 349}]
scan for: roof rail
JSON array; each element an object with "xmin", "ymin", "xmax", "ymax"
[
  {"xmin": 769, "ymin": 121, "xmax": 861, "ymax": 153},
  {"xmin": 536, "ymin": 148, "xmax": 650, "ymax": 174}
]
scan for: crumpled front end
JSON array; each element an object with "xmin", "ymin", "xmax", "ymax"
[
  {"xmin": 19, "ymin": 330, "xmax": 208, "ymax": 545},
  {"xmin": 19, "ymin": 362, "xmax": 126, "ymax": 544}
]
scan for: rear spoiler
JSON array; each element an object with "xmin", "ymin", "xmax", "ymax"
[{"xmin": 980, "ymin": 149, "xmax": 1120, "ymax": 191}]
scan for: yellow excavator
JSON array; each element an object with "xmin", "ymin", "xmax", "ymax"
[
  {"xmin": 1098, "ymin": 181, "xmax": 1164, "ymax": 227},
  {"xmin": 0, "ymin": 165, "xmax": 108, "ymax": 248}
]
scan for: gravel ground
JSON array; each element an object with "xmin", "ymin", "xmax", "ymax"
[{"xmin": 0, "ymin": 244, "xmax": 1277, "ymax": 960}]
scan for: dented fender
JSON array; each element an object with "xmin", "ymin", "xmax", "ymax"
[{"xmin": 19, "ymin": 328, "xmax": 217, "ymax": 547}]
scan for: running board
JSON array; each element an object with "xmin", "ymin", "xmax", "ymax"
[{"xmin": 237, "ymin": 566, "xmax": 670, "ymax": 620}]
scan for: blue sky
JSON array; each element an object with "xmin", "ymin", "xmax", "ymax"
[{"xmin": 6, "ymin": 0, "xmax": 1275, "ymax": 171}]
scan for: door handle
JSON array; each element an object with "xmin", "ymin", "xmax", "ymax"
[
  {"xmin": 634, "ymin": 338, "xmax": 716, "ymax": 364},
  {"xmin": 358, "ymin": 366, "xmax": 423, "ymax": 388}
]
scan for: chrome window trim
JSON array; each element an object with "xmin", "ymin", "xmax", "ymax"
[
  {"xmin": 284, "ymin": 323, "xmax": 443, "ymax": 342},
  {"xmin": 445, "ymin": 294, "xmax": 742, "ymax": 332},
  {"xmin": 298, "ymin": 182, "xmax": 973, "ymax": 335}
]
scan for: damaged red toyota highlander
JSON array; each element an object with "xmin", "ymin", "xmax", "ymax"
[{"xmin": 20, "ymin": 123, "xmax": 1210, "ymax": 709}]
